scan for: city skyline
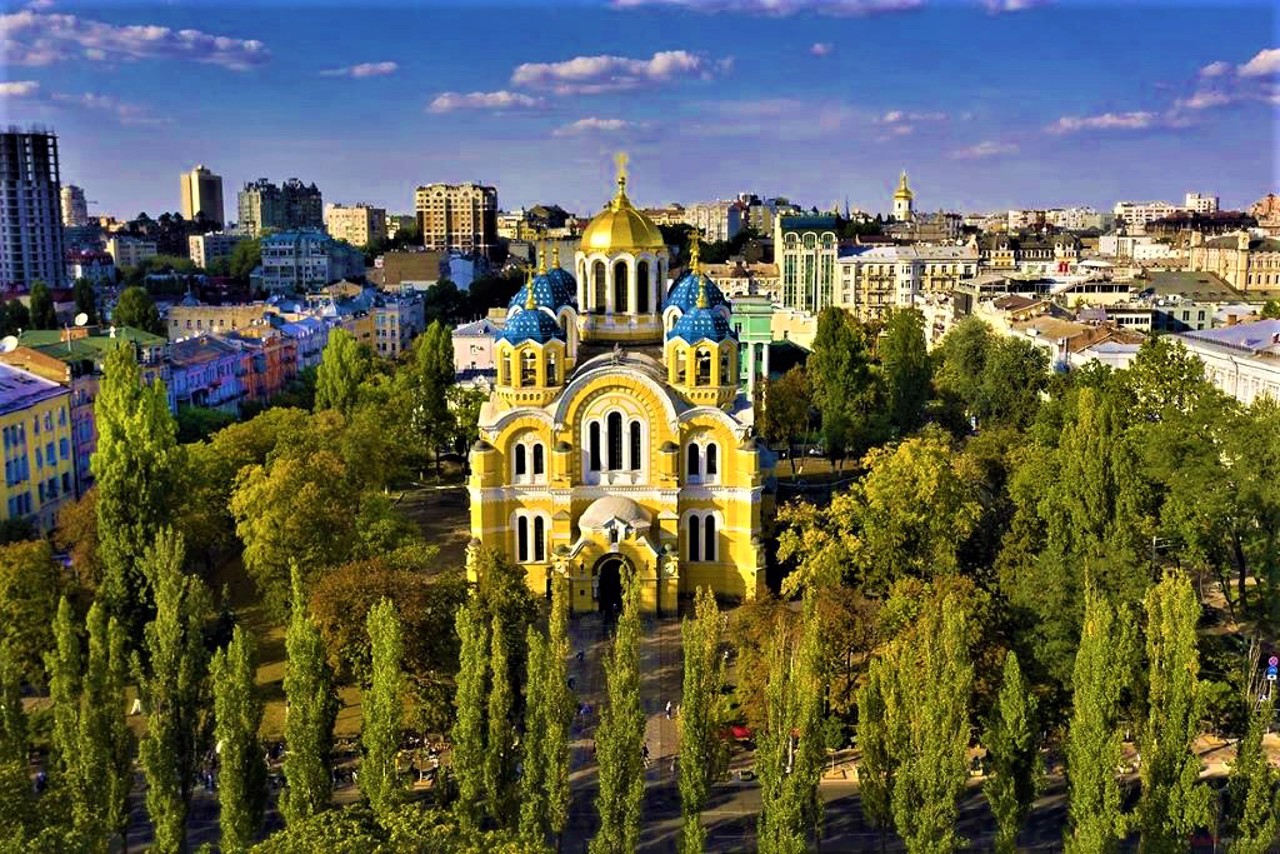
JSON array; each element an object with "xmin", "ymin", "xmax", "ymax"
[{"xmin": 2, "ymin": 0, "xmax": 1276, "ymax": 220}]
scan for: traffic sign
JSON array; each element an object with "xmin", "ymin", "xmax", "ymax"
[{"xmin": 1269, "ymin": 656, "xmax": 1278, "ymax": 667}]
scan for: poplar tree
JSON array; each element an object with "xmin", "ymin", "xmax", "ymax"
[
  {"xmin": 1065, "ymin": 588, "xmax": 1137, "ymax": 853},
  {"xmin": 757, "ymin": 592, "xmax": 825, "ymax": 854},
  {"xmin": 485, "ymin": 613, "xmax": 517, "ymax": 826},
  {"xmin": 314, "ymin": 328, "xmax": 367, "ymax": 415},
  {"xmin": 0, "ymin": 641, "xmax": 34, "ymax": 840},
  {"xmin": 211, "ymin": 625, "xmax": 266, "ymax": 853},
  {"xmin": 451, "ymin": 598, "xmax": 489, "ymax": 829},
  {"xmin": 856, "ymin": 661, "xmax": 893, "ymax": 851},
  {"xmin": 880, "ymin": 307, "xmax": 932, "ymax": 435},
  {"xmin": 678, "ymin": 587, "xmax": 725, "ymax": 854},
  {"xmin": 136, "ymin": 529, "xmax": 210, "ymax": 854},
  {"xmin": 92, "ymin": 342, "xmax": 180, "ymax": 635},
  {"xmin": 360, "ymin": 598, "xmax": 405, "ymax": 820},
  {"xmin": 983, "ymin": 651, "xmax": 1040, "ymax": 854},
  {"xmin": 1226, "ymin": 693, "xmax": 1279, "ymax": 854},
  {"xmin": 45, "ymin": 597, "xmax": 81, "ymax": 796},
  {"xmin": 884, "ymin": 594, "xmax": 973, "ymax": 854},
  {"xmin": 544, "ymin": 574, "xmax": 574, "ymax": 844},
  {"xmin": 590, "ymin": 569, "xmax": 645, "ymax": 854},
  {"xmin": 519, "ymin": 627, "xmax": 550, "ymax": 843},
  {"xmin": 76, "ymin": 602, "xmax": 135, "ymax": 850},
  {"xmin": 28, "ymin": 281, "xmax": 57, "ymax": 330},
  {"xmin": 281, "ymin": 564, "xmax": 337, "ymax": 826},
  {"xmin": 1137, "ymin": 573, "xmax": 1212, "ymax": 851}
]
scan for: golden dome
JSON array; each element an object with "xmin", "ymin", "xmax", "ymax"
[
  {"xmin": 894, "ymin": 169, "xmax": 914, "ymax": 201},
  {"xmin": 580, "ymin": 154, "xmax": 666, "ymax": 253}
]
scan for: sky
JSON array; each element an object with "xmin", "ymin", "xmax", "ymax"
[{"xmin": 3, "ymin": 0, "xmax": 1277, "ymax": 222}]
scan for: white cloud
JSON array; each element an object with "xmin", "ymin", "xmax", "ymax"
[
  {"xmin": 428, "ymin": 90, "xmax": 544, "ymax": 113},
  {"xmin": 50, "ymin": 91, "xmax": 166, "ymax": 125},
  {"xmin": 951, "ymin": 140, "xmax": 1019, "ymax": 159},
  {"xmin": 24, "ymin": 0, "xmax": 55, "ymax": 9},
  {"xmin": 320, "ymin": 61, "xmax": 398, "ymax": 78},
  {"xmin": 1238, "ymin": 47, "xmax": 1280, "ymax": 78},
  {"xmin": 511, "ymin": 50, "xmax": 725, "ymax": 95},
  {"xmin": 1174, "ymin": 90, "xmax": 1236, "ymax": 111},
  {"xmin": 0, "ymin": 10, "xmax": 269, "ymax": 70},
  {"xmin": 552, "ymin": 117, "xmax": 646, "ymax": 137},
  {"xmin": 611, "ymin": 0, "xmax": 922, "ymax": 15},
  {"xmin": 983, "ymin": 0, "xmax": 1050, "ymax": 12},
  {"xmin": 810, "ymin": 42, "xmax": 834, "ymax": 57},
  {"xmin": 0, "ymin": 80, "xmax": 40, "ymax": 97},
  {"xmin": 879, "ymin": 109, "xmax": 946, "ymax": 124},
  {"xmin": 1046, "ymin": 111, "xmax": 1157, "ymax": 134},
  {"xmin": 1199, "ymin": 60, "xmax": 1232, "ymax": 78}
]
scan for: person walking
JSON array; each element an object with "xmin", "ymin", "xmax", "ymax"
[{"xmin": 665, "ymin": 700, "xmax": 673, "ymax": 719}]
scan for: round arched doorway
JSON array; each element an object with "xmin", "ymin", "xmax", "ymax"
[{"xmin": 593, "ymin": 554, "xmax": 631, "ymax": 619}]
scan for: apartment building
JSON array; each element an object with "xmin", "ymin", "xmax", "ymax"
[
  {"xmin": 237, "ymin": 177, "xmax": 323, "ymax": 237},
  {"xmin": 258, "ymin": 229, "xmax": 365, "ymax": 293},
  {"xmin": 414, "ymin": 182, "xmax": 497, "ymax": 256},
  {"xmin": 180, "ymin": 164, "xmax": 225, "ymax": 226},
  {"xmin": 325, "ymin": 203, "xmax": 387, "ymax": 248},
  {"xmin": 838, "ymin": 244, "xmax": 980, "ymax": 321},
  {"xmin": 0, "ymin": 363, "xmax": 75, "ymax": 530},
  {"xmin": 1, "ymin": 129, "xmax": 67, "ymax": 289},
  {"xmin": 60, "ymin": 184, "xmax": 88, "ymax": 227},
  {"xmin": 188, "ymin": 232, "xmax": 245, "ymax": 269}
]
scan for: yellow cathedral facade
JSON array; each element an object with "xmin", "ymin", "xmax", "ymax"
[{"xmin": 467, "ymin": 157, "xmax": 773, "ymax": 615}]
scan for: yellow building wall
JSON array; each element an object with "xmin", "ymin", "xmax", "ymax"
[{"xmin": 0, "ymin": 392, "xmax": 76, "ymax": 532}]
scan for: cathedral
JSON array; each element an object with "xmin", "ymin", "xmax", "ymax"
[{"xmin": 467, "ymin": 157, "xmax": 773, "ymax": 615}]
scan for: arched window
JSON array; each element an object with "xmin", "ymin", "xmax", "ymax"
[
  {"xmin": 521, "ymin": 350, "xmax": 537, "ymax": 386},
  {"xmin": 705, "ymin": 443, "xmax": 718, "ymax": 478},
  {"xmin": 606, "ymin": 412, "xmax": 623, "ymax": 471},
  {"xmin": 533, "ymin": 517, "xmax": 546, "ymax": 562},
  {"xmin": 688, "ymin": 515, "xmax": 701, "ymax": 562},
  {"xmin": 517, "ymin": 516, "xmax": 529, "ymax": 562},
  {"xmin": 501, "ymin": 352, "xmax": 513, "ymax": 386},
  {"xmin": 515, "ymin": 445, "xmax": 527, "ymax": 477},
  {"xmin": 613, "ymin": 261, "xmax": 629, "ymax": 313},
  {"xmin": 593, "ymin": 261, "xmax": 607, "ymax": 313},
  {"xmin": 696, "ymin": 350, "xmax": 712, "ymax": 385},
  {"xmin": 629, "ymin": 421, "xmax": 641, "ymax": 471},
  {"xmin": 675, "ymin": 350, "xmax": 687, "ymax": 384},
  {"xmin": 589, "ymin": 422, "xmax": 601, "ymax": 471},
  {"xmin": 704, "ymin": 516, "xmax": 716, "ymax": 562},
  {"xmin": 637, "ymin": 260, "xmax": 650, "ymax": 313},
  {"xmin": 547, "ymin": 351, "xmax": 559, "ymax": 385},
  {"xmin": 687, "ymin": 444, "xmax": 700, "ymax": 479},
  {"xmin": 720, "ymin": 350, "xmax": 731, "ymax": 385},
  {"xmin": 532, "ymin": 443, "xmax": 545, "ymax": 476}
]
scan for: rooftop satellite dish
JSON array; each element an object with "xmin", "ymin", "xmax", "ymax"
[
  {"xmin": 0, "ymin": 336, "xmax": 18, "ymax": 354},
  {"xmin": 74, "ymin": 312, "xmax": 88, "ymax": 327}
]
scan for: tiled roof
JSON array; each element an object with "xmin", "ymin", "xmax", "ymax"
[
  {"xmin": 664, "ymin": 273, "xmax": 727, "ymax": 313},
  {"xmin": 497, "ymin": 307, "xmax": 565, "ymax": 345},
  {"xmin": 667, "ymin": 306, "xmax": 734, "ymax": 344}
]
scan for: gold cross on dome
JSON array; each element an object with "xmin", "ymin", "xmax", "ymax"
[{"xmin": 614, "ymin": 151, "xmax": 629, "ymax": 189}]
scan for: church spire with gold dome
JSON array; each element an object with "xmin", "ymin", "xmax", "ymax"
[{"xmin": 892, "ymin": 169, "xmax": 915, "ymax": 222}]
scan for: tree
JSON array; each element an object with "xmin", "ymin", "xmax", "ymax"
[
  {"xmin": 806, "ymin": 308, "xmax": 884, "ymax": 468},
  {"xmin": 1065, "ymin": 588, "xmax": 1137, "ymax": 853},
  {"xmin": 45, "ymin": 597, "xmax": 81, "ymax": 798},
  {"xmin": 983, "ymin": 652, "xmax": 1040, "ymax": 854},
  {"xmin": 211, "ymin": 626, "xmax": 267, "ymax": 853},
  {"xmin": 0, "ymin": 299, "xmax": 29, "ymax": 337},
  {"xmin": 856, "ymin": 664, "xmax": 893, "ymax": 848},
  {"xmin": 0, "ymin": 540, "xmax": 63, "ymax": 682},
  {"xmin": 678, "ymin": 587, "xmax": 725, "ymax": 854},
  {"xmin": 1225, "ymin": 692, "xmax": 1279, "ymax": 853},
  {"xmin": 361, "ymin": 599, "xmax": 405, "ymax": 821},
  {"xmin": 231, "ymin": 449, "xmax": 359, "ymax": 616},
  {"xmin": 72, "ymin": 278, "xmax": 99, "ymax": 325},
  {"xmin": 314, "ymin": 329, "xmax": 368, "ymax": 416},
  {"xmin": 227, "ymin": 238, "xmax": 261, "ymax": 282},
  {"xmin": 1262, "ymin": 299, "xmax": 1280, "ymax": 320},
  {"xmin": 112, "ymin": 286, "xmax": 164, "ymax": 335},
  {"xmin": 756, "ymin": 591, "xmax": 826, "ymax": 854},
  {"xmin": 423, "ymin": 280, "xmax": 468, "ymax": 327},
  {"xmin": 590, "ymin": 569, "xmax": 645, "ymax": 854},
  {"xmin": 451, "ymin": 598, "xmax": 488, "ymax": 829},
  {"xmin": 1137, "ymin": 573, "xmax": 1212, "ymax": 851},
  {"xmin": 92, "ymin": 343, "xmax": 180, "ymax": 636},
  {"xmin": 518, "ymin": 627, "xmax": 550, "ymax": 843},
  {"xmin": 876, "ymin": 593, "xmax": 974, "ymax": 854},
  {"xmin": 0, "ymin": 642, "xmax": 34, "ymax": 841},
  {"xmin": 28, "ymin": 280, "xmax": 57, "ymax": 329},
  {"xmin": 402, "ymin": 322, "xmax": 456, "ymax": 472},
  {"xmin": 136, "ymin": 529, "xmax": 210, "ymax": 854},
  {"xmin": 77, "ymin": 603, "xmax": 133, "ymax": 852},
  {"xmin": 973, "ymin": 337, "xmax": 1049, "ymax": 428},
  {"xmin": 543, "ymin": 573, "xmax": 574, "ymax": 846},
  {"xmin": 281, "ymin": 565, "xmax": 338, "ymax": 826},
  {"xmin": 485, "ymin": 614, "xmax": 517, "ymax": 826},
  {"xmin": 880, "ymin": 308, "xmax": 932, "ymax": 435},
  {"xmin": 758, "ymin": 367, "xmax": 810, "ymax": 478}
]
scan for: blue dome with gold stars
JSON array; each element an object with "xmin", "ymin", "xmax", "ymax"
[
  {"xmin": 664, "ymin": 271, "xmax": 726, "ymax": 314},
  {"xmin": 498, "ymin": 307, "xmax": 565, "ymax": 345},
  {"xmin": 508, "ymin": 273, "xmax": 573, "ymax": 312},
  {"xmin": 667, "ymin": 305, "xmax": 734, "ymax": 344}
]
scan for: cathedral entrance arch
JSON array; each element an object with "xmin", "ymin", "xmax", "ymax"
[{"xmin": 593, "ymin": 554, "xmax": 631, "ymax": 619}]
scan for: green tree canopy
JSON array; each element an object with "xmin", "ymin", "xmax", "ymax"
[
  {"xmin": 112, "ymin": 286, "xmax": 164, "ymax": 335},
  {"xmin": 315, "ymin": 328, "xmax": 370, "ymax": 416},
  {"xmin": 28, "ymin": 280, "xmax": 58, "ymax": 329}
]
